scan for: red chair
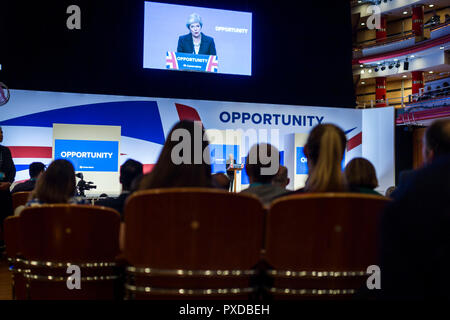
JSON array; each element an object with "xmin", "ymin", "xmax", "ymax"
[
  {"xmin": 17, "ymin": 204, "xmax": 121, "ymax": 300},
  {"xmin": 265, "ymin": 193, "xmax": 390, "ymax": 299},
  {"xmin": 123, "ymin": 188, "xmax": 264, "ymax": 299},
  {"xmin": 3, "ymin": 216, "xmax": 26, "ymax": 299},
  {"xmin": 12, "ymin": 192, "xmax": 32, "ymax": 211}
]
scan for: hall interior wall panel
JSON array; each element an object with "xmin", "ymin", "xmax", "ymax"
[{"xmin": 356, "ymin": 28, "xmax": 376, "ymax": 44}]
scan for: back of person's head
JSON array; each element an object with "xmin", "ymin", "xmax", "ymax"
[
  {"xmin": 245, "ymin": 143, "xmax": 280, "ymax": 184},
  {"xmin": 304, "ymin": 123, "xmax": 347, "ymax": 192},
  {"xmin": 120, "ymin": 159, "xmax": 143, "ymax": 191},
  {"xmin": 139, "ymin": 120, "xmax": 212, "ymax": 189},
  {"xmin": 212, "ymin": 173, "xmax": 230, "ymax": 190},
  {"xmin": 423, "ymin": 119, "xmax": 450, "ymax": 164},
  {"xmin": 344, "ymin": 157, "xmax": 378, "ymax": 190},
  {"xmin": 272, "ymin": 165, "xmax": 290, "ymax": 188},
  {"xmin": 29, "ymin": 162, "xmax": 46, "ymax": 179},
  {"xmin": 32, "ymin": 159, "xmax": 76, "ymax": 203}
]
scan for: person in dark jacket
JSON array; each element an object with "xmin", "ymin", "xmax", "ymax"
[
  {"xmin": 177, "ymin": 13, "xmax": 217, "ymax": 56},
  {"xmin": 95, "ymin": 159, "xmax": 143, "ymax": 220},
  {"xmin": 0, "ymin": 126, "xmax": 16, "ymax": 235},
  {"xmin": 11, "ymin": 162, "xmax": 45, "ymax": 193}
]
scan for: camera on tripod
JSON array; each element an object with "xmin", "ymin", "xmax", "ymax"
[{"xmin": 75, "ymin": 173, "xmax": 97, "ymax": 197}]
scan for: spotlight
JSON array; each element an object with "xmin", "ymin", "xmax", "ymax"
[
  {"xmin": 361, "ymin": 70, "xmax": 365, "ymax": 74},
  {"xmin": 360, "ymin": 64, "xmax": 364, "ymax": 68},
  {"xmin": 403, "ymin": 11, "xmax": 408, "ymax": 15},
  {"xmin": 381, "ymin": 65, "xmax": 386, "ymax": 71},
  {"xmin": 368, "ymin": 69, "xmax": 372, "ymax": 73},
  {"xmin": 374, "ymin": 67, "xmax": 379, "ymax": 72},
  {"xmin": 389, "ymin": 64, "xmax": 394, "ymax": 69},
  {"xmin": 395, "ymin": 62, "xmax": 401, "ymax": 68},
  {"xmin": 361, "ymin": 81, "xmax": 365, "ymax": 84}
]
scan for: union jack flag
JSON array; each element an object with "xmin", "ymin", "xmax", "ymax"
[
  {"xmin": 166, "ymin": 52, "xmax": 179, "ymax": 70},
  {"xmin": 206, "ymin": 55, "xmax": 218, "ymax": 73}
]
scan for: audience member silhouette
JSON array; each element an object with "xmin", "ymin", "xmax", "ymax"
[
  {"xmin": 96, "ymin": 159, "xmax": 143, "ymax": 219},
  {"xmin": 379, "ymin": 119, "xmax": 450, "ymax": 299},
  {"xmin": 240, "ymin": 143, "xmax": 288, "ymax": 206},
  {"xmin": 345, "ymin": 157, "xmax": 381, "ymax": 195},
  {"xmin": 292, "ymin": 123, "xmax": 348, "ymax": 194},
  {"xmin": 139, "ymin": 120, "xmax": 212, "ymax": 189},
  {"xmin": 11, "ymin": 162, "xmax": 46, "ymax": 193}
]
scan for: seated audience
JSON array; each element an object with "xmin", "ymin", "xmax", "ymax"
[
  {"xmin": 344, "ymin": 157, "xmax": 381, "ymax": 195},
  {"xmin": 272, "ymin": 165, "xmax": 290, "ymax": 189},
  {"xmin": 11, "ymin": 162, "xmax": 46, "ymax": 193},
  {"xmin": 96, "ymin": 159, "xmax": 143, "ymax": 219},
  {"xmin": 15, "ymin": 159, "xmax": 87, "ymax": 215},
  {"xmin": 379, "ymin": 119, "xmax": 450, "ymax": 299},
  {"xmin": 212, "ymin": 173, "xmax": 231, "ymax": 191},
  {"xmin": 139, "ymin": 120, "xmax": 212, "ymax": 189},
  {"xmin": 240, "ymin": 143, "xmax": 289, "ymax": 206},
  {"xmin": 292, "ymin": 123, "xmax": 348, "ymax": 194},
  {"xmin": 384, "ymin": 186, "xmax": 396, "ymax": 198}
]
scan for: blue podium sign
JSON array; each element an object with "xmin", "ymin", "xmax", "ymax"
[
  {"xmin": 54, "ymin": 139, "xmax": 119, "ymax": 172},
  {"xmin": 166, "ymin": 52, "xmax": 218, "ymax": 72}
]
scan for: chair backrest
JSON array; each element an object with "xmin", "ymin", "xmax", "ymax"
[
  {"xmin": 3, "ymin": 216, "xmax": 21, "ymax": 259},
  {"xmin": 18, "ymin": 205, "xmax": 121, "ymax": 300},
  {"xmin": 123, "ymin": 188, "xmax": 264, "ymax": 298},
  {"xmin": 265, "ymin": 193, "xmax": 390, "ymax": 298},
  {"xmin": 20, "ymin": 204, "xmax": 120, "ymax": 262},
  {"xmin": 12, "ymin": 192, "xmax": 31, "ymax": 210}
]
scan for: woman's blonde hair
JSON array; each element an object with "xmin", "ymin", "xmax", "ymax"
[{"xmin": 304, "ymin": 124, "xmax": 347, "ymax": 192}]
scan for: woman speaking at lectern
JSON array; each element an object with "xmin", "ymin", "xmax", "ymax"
[{"xmin": 177, "ymin": 13, "xmax": 217, "ymax": 56}]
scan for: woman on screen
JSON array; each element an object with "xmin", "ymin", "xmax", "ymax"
[{"xmin": 177, "ymin": 13, "xmax": 217, "ymax": 56}]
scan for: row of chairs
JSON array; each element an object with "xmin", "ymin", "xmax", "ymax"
[{"xmin": 3, "ymin": 189, "xmax": 390, "ymax": 300}]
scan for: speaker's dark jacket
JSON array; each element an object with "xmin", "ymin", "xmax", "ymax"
[{"xmin": 177, "ymin": 33, "xmax": 217, "ymax": 56}]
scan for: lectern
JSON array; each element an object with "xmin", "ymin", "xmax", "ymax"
[{"xmin": 229, "ymin": 163, "xmax": 244, "ymax": 193}]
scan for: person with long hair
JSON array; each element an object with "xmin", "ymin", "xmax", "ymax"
[
  {"xmin": 139, "ymin": 120, "xmax": 212, "ymax": 190},
  {"xmin": 297, "ymin": 123, "xmax": 348, "ymax": 193}
]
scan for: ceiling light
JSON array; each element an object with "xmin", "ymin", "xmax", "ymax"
[
  {"xmin": 429, "ymin": 4, "xmax": 434, "ymax": 7},
  {"xmin": 394, "ymin": 59, "xmax": 398, "ymax": 61},
  {"xmin": 410, "ymin": 55, "xmax": 415, "ymax": 58},
  {"xmin": 361, "ymin": 81, "xmax": 365, "ymax": 84},
  {"xmin": 429, "ymin": 71, "xmax": 433, "ymax": 74},
  {"xmin": 403, "ymin": 11, "xmax": 408, "ymax": 15},
  {"xmin": 361, "ymin": 22, "xmax": 365, "ymax": 26},
  {"xmin": 361, "ymin": 70, "xmax": 365, "ymax": 74},
  {"xmin": 402, "ymin": 75, "xmax": 407, "ymax": 78},
  {"xmin": 440, "ymin": 46, "xmax": 445, "ymax": 50},
  {"xmin": 360, "ymin": 64, "xmax": 364, "ymax": 68},
  {"xmin": 368, "ymin": 69, "xmax": 372, "ymax": 73},
  {"xmin": 377, "ymin": 62, "xmax": 381, "ymax": 65}
]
